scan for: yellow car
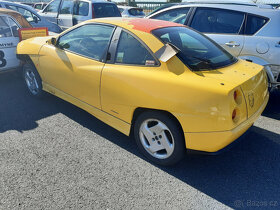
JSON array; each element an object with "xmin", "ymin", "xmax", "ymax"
[{"xmin": 17, "ymin": 18, "xmax": 269, "ymax": 165}]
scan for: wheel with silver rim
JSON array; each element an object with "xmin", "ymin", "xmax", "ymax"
[
  {"xmin": 134, "ymin": 111, "xmax": 185, "ymax": 166},
  {"xmin": 23, "ymin": 63, "xmax": 44, "ymax": 97}
]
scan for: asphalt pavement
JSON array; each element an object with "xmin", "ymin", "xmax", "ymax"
[{"xmin": 0, "ymin": 72, "xmax": 279, "ymax": 210}]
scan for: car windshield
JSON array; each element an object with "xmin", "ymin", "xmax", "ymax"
[{"xmin": 152, "ymin": 26, "xmax": 237, "ymax": 71}]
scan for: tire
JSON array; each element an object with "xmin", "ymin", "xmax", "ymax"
[
  {"xmin": 23, "ymin": 62, "xmax": 44, "ymax": 98},
  {"xmin": 134, "ymin": 111, "xmax": 185, "ymax": 166}
]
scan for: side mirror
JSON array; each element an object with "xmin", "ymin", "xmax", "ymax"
[
  {"xmin": 50, "ymin": 37, "xmax": 57, "ymax": 46},
  {"xmin": 33, "ymin": 16, "xmax": 39, "ymax": 23}
]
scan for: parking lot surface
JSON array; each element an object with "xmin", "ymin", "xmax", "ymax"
[{"xmin": 0, "ymin": 72, "xmax": 279, "ymax": 209}]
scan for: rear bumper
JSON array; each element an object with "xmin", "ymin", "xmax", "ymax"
[{"xmin": 184, "ymin": 92, "xmax": 269, "ymax": 152}]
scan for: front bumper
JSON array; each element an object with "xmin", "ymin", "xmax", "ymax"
[{"xmin": 184, "ymin": 92, "xmax": 269, "ymax": 152}]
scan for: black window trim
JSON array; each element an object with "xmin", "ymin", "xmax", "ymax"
[
  {"xmin": 107, "ymin": 27, "xmax": 161, "ymax": 67},
  {"xmin": 188, "ymin": 7, "xmax": 246, "ymax": 35},
  {"xmin": 55, "ymin": 22, "xmax": 116, "ymax": 63},
  {"xmin": 243, "ymin": 13, "xmax": 269, "ymax": 36}
]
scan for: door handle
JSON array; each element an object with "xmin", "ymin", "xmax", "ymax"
[{"xmin": 225, "ymin": 42, "xmax": 240, "ymax": 47}]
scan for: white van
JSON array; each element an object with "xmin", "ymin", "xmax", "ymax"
[{"xmin": 39, "ymin": 0, "xmax": 121, "ymax": 30}]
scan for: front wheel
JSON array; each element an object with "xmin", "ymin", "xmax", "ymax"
[
  {"xmin": 23, "ymin": 63, "xmax": 44, "ymax": 97},
  {"xmin": 134, "ymin": 111, "xmax": 185, "ymax": 166}
]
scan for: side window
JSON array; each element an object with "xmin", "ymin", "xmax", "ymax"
[
  {"xmin": 244, "ymin": 14, "xmax": 268, "ymax": 35},
  {"xmin": 0, "ymin": 16, "xmax": 12, "ymax": 37},
  {"xmin": 44, "ymin": 0, "xmax": 60, "ymax": 13},
  {"xmin": 57, "ymin": 24, "xmax": 114, "ymax": 60},
  {"xmin": 191, "ymin": 8, "xmax": 245, "ymax": 34},
  {"xmin": 8, "ymin": 18, "xmax": 19, "ymax": 37},
  {"xmin": 73, "ymin": 1, "xmax": 89, "ymax": 16},
  {"xmin": 93, "ymin": 3, "xmax": 121, "ymax": 18},
  {"xmin": 15, "ymin": 6, "xmax": 39, "ymax": 23},
  {"xmin": 60, "ymin": 0, "xmax": 74, "ymax": 14},
  {"xmin": 115, "ymin": 31, "xmax": 156, "ymax": 66},
  {"xmin": 151, "ymin": 8, "xmax": 190, "ymax": 24}
]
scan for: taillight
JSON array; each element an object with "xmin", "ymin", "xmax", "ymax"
[
  {"xmin": 232, "ymin": 109, "xmax": 237, "ymax": 120},
  {"xmin": 92, "ymin": 4, "xmax": 95, "ymax": 19},
  {"xmin": 233, "ymin": 89, "xmax": 242, "ymax": 105}
]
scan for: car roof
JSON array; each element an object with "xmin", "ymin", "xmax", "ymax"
[
  {"xmin": 90, "ymin": 18, "xmax": 182, "ymax": 33},
  {"xmin": 118, "ymin": 6, "xmax": 140, "ymax": 9},
  {"xmin": 0, "ymin": 1, "xmax": 40, "ymax": 15},
  {"xmin": 151, "ymin": 3, "xmax": 280, "ymax": 18},
  {"xmin": 0, "ymin": 8, "xmax": 32, "ymax": 28}
]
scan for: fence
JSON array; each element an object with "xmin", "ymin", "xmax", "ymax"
[{"xmin": 127, "ymin": 1, "xmax": 169, "ymax": 14}]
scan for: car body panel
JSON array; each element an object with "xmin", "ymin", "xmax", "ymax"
[
  {"xmin": 16, "ymin": 18, "xmax": 268, "ymax": 152},
  {"xmin": 0, "ymin": 10, "xmax": 31, "ymax": 73}
]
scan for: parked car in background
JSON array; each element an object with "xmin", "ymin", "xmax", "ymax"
[
  {"xmin": 0, "ymin": 8, "xmax": 32, "ymax": 73},
  {"xmin": 0, "ymin": 1, "xmax": 62, "ymax": 33},
  {"xmin": 17, "ymin": 18, "xmax": 269, "ymax": 165},
  {"xmin": 39, "ymin": 0, "xmax": 121, "ymax": 30},
  {"xmin": 147, "ymin": 3, "xmax": 280, "ymax": 91},
  {"xmin": 33, "ymin": 2, "xmax": 48, "ymax": 11},
  {"xmin": 118, "ymin": 6, "xmax": 145, "ymax": 18}
]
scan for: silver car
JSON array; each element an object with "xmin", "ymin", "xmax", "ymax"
[
  {"xmin": 0, "ymin": 1, "xmax": 62, "ymax": 33},
  {"xmin": 118, "ymin": 6, "xmax": 145, "ymax": 18},
  {"xmin": 147, "ymin": 3, "xmax": 280, "ymax": 91}
]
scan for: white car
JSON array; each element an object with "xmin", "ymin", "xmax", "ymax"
[
  {"xmin": 118, "ymin": 6, "xmax": 145, "ymax": 18},
  {"xmin": 147, "ymin": 3, "xmax": 280, "ymax": 91},
  {"xmin": 0, "ymin": 8, "xmax": 31, "ymax": 73},
  {"xmin": 39, "ymin": 0, "xmax": 121, "ymax": 30}
]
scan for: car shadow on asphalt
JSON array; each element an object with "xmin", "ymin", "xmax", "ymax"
[
  {"xmin": 1, "ymin": 73, "xmax": 279, "ymax": 209},
  {"xmin": 262, "ymin": 91, "xmax": 280, "ymax": 121}
]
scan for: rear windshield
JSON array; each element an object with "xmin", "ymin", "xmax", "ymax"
[
  {"xmin": 128, "ymin": 8, "xmax": 145, "ymax": 16},
  {"xmin": 93, "ymin": 3, "xmax": 121, "ymax": 18},
  {"xmin": 152, "ymin": 27, "xmax": 237, "ymax": 71}
]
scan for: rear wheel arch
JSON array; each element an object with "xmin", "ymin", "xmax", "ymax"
[{"xmin": 130, "ymin": 107, "xmax": 185, "ymax": 140}]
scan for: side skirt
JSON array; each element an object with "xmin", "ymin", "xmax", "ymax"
[{"xmin": 42, "ymin": 82, "xmax": 131, "ymax": 136}]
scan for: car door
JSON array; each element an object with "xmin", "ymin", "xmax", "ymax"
[
  {"xmin": 57, "ymin": 0, "xmax": 74, "ymax": 30},
  {"xmin": 0, "ymin": 15, "xmax": 20, "ymax": 72},
  {"xmin": 38, "ymin": 24, "xmax": 115, "ymax": 109},
  {"xmin": 190, "ymin": 7, "xmax": 245, "ymax": 57},
  {"xmin": 40, "ymin": 0, "xmax": 61, "ymax": 24},
  {"xmin": 72, "ymin": 1, "xmax": 90, "ymax": 26},
  {"xmin": 101, "ymin": 29, "xmax": 160, "ymax": 121}
]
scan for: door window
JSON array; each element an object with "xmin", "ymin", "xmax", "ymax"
[
  {"xmin": 8, "ymin": 18, "xmax": 19, "ymax": 37},
  {"xmin": 0, "ymin": 16, "xmax": 12, "ymax": 37},
  {"xmin": 6, "ymin": 5, "xmax": 40, "ymax": 23},
  {"xmin": 57, "ymin": 24, "xmax": 114, "ymax": 61},
  {"xmin": 60, "ymin": 0, "xmax": 74, "ymax": 14},
  {"xmin": 115, "ymin": 31, "xmax": 156, "ymax": 66},
  {"xmin": 151, "ymin": 8, "xmax": 190, "ymax": 24},
  {"xmin": 73, "ymin": 1, "xmax": 89, "ymax": 16},
  {"xmin": 191, "ymin": 8, "xmax": 245, "ymax": 34},
  {"xmin": 44, "ymin": 0, "xmax": 60, "ymax": 13},
  {"xmin": 244, "ymin": 14, "xmax": 268, "ymax": 35}
]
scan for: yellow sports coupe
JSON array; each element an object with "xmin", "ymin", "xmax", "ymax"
[{"xmin": 17, "ymin": 18, "xmax": 269, "ymax": 165}]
